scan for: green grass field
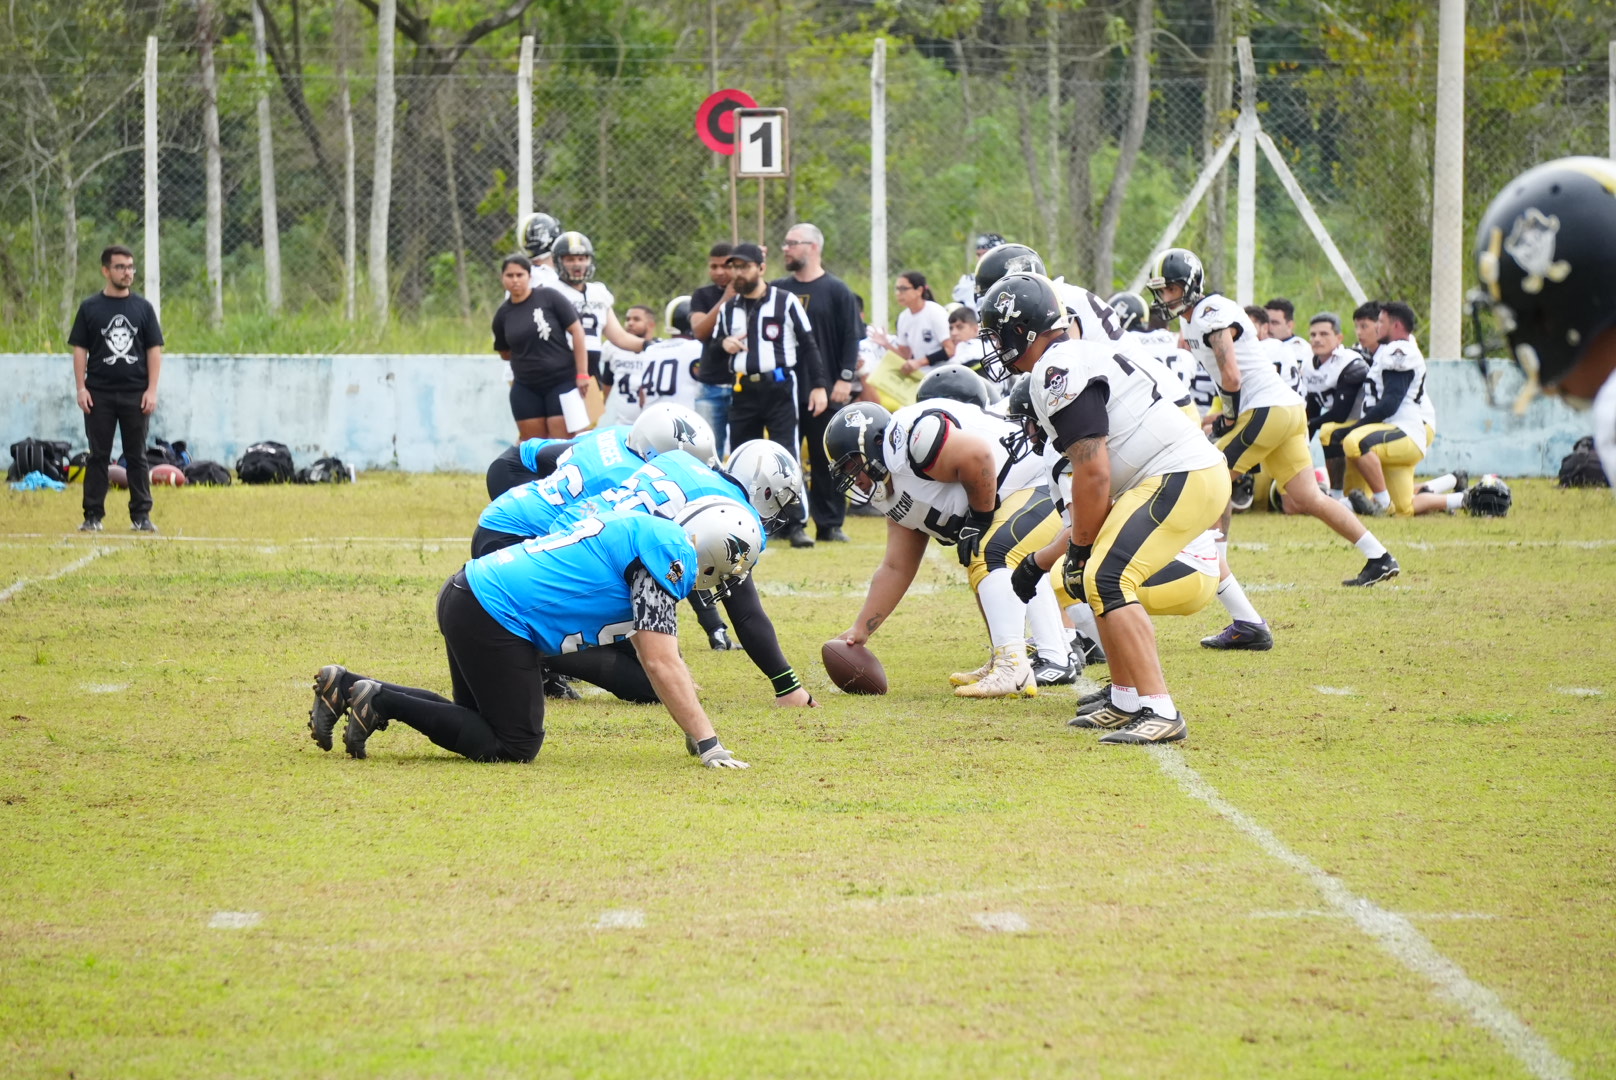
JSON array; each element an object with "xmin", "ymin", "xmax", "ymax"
[{"xmin": 2, "ymin": 475, "xmax": 1613, "ymax": 1079}]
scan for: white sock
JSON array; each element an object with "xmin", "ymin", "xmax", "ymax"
[
  {"xmin": 1372, "ymin": 489, "xmax": 1391, "ymax": 509},
  {"xmin": 1216, "ymin": 540, "xmax": 1229, "ymax": 564},
  {"xmin": 978, "ymin": 568, "xmax": 1027, "ymax": 653},
  {"xmin": 1355, "ymin": 531, "xmax": 1388, "ymax": 559},
  {"xmin": 1445, "ymin": 492, "xmax": 1465, "ymax": 510},
  {"xmin": 1329, "ymin": 488, "xmax": 1344, "ymax": 500},
  {"xmin": 1066, "ymin": 601, "xmax": 1100, "ymax": 643},
  {"xmin": 1110, "ymin": 684, "xmax": 1139, "ymax": 711},
  {"xmin": 1217, "ymin": 575, "xmax": 1263, "ymax": 624},
  {"xmin": 1139, "ymin": 693, "xmax": 1177, "ymax": 718},
  {"xmin": 1424, "ymin": 473, "xmax": 1457, "ymax": 494},
  {"xmin": 1027, "ymin": 577, "xmax": 1072, "ymax": 664}
]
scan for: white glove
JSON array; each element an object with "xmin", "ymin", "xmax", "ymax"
[{"xmin": 699, "ymin": 743, "xmax": 750, "ymax": 769}]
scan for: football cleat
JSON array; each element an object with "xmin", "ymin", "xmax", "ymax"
[
  {"xmin": 1200, "ymin": 620, "xmax": 1274, "ymax": 651},
  {"xmin": 953, "ymin": 647, "xmax": 1037, "ymax": 698},
  {"xmin": 342, "ymin": 679, "xmax": 388, "ymax": 759},
  {"xmin": 1230, "ymin": 473, "xmax": 1256, "ymax": 512},
  {"xmin": 707, "ymin": 626, "xmax": 739, "ymax": 651},
  {"xmin": 1343, "ymin": 552, "xmax": 1400, "ymax": 587},
  {"xmin": 131, "ymin": 516, "xmax": 158, "ymax": 533},
  {"xmin": 1347, "ymin": 489, "xmax": 1377, "ymax": 516},
  {"xmin": 787, "ymin": 527, "xmax": 815, "ymax": 549},
  {"xmin": 1031, "ymin": 655, "xmax": 1080, "ymax": 686},
  {"xmin": 308, "ymin": 664, "xmax": 349, "ymax": 751},
  {"xmin": 543, "ymin": 671, "xmax": 582, "ymax": 699},
  {"xmin": 78, "ymin": 517, "xmax": 103, "ymax": 532},
  {"xmin": 949, "ymin": 655, "xmax": 996, "ymax": 687},
  {"xmin": 1099, "ymin": 708, "xmax": 1187, "ymax": 745},
  {"xmin": 1068, "ymin": 702, "xmax": 1141, "ymax": 730},
  {"xmin": 1073, "ymin": 683, "xmax": 1113, "ymax": 716}
]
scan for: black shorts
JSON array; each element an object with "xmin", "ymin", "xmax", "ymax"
[{"xmin": 510, "ymin": 380, "xmax": 571, "ymax": 422}]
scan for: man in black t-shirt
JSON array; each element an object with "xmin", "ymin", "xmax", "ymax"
[
  {"xmin": 68, "ymin": 244, "xmax": 165, "ymax": 533},
  {"xmin": 772, "ymin": 222, "xmax": 860, "ymax": 542}
]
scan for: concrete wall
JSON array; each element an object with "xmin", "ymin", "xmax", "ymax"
[{"xmin": 2, "ymin": 353, "xmax": 1595, "ymax": 476}]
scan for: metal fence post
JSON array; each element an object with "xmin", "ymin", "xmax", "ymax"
[
  {"xmin": 143, "ymin": 35, "xmax": 161, "ymax": 320},
  {"xmin": 870, "ymin": 38, "xmax": 887, "ymax": 334}
]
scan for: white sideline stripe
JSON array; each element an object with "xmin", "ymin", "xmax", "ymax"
[
  {"xmin": 595, "ymin": 909, "xmax": 645, "ymax": 929},
  {"xmin": 1314, "ymin": 686, "xmax": 1356, "ymax": 696},
  {"xmin": 208, "ymin": 911, "xmax": 263, "ymax": 929},
  {"xmin": 1149, "ymin": 746, "xmax": 1571, "ymax": 1080},
  {"xmin": 1251, "ymin": 910, "xmax": 1497, "ymax": 921},
  {"xmin": 1554, "ymin": 687, "xmax": 1604, "ymax": 697},
  {"xmin": 1245, "ymin": 582, "xmax": 1296, "ymax": 593},
  {"xmin": 0, "ymin": 548, "xmax": 108, "ymax": 602},
  {"xmin": 972, "ymin": 911, "xmax": 1029, "ymax": 932},
  {"xmin": 81, "ymin": 683, "xmax": 129, "ymax": 694}
]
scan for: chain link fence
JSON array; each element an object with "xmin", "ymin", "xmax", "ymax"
[{"xmin": 1, "ymin": 36, "xmax": 1609, "ymax": 351}]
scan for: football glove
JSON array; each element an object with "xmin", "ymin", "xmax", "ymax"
[
  {"xmin": 1062, "ymin": 542, "xmax": 1092, "ymax": 603},
  {"xmin": 1211, "ymin": 413, "xmax": 1234, "ymax": 438},
  {"xmin": 954, "ymin": 506, "xmax": 996, "ymax": 567},
  {"xmin": 1009, "ymin": 556, "xmax": 1048, "ymax": 604},
  {"xmin": 700, "ymin": 743, "xmax": 750, "ymax": 769}
]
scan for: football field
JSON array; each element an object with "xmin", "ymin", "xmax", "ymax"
[{"xmin": 2, "ymin": 475, "xmax": 1613, "ymax": 1079}]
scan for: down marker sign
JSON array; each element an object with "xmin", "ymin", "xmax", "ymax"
[{"xmin": 736, "ymin": 109, "xmax": 790, "ymax": 178}]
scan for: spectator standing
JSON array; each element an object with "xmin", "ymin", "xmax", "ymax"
[
  {"xmin": 712, "ymin": 242, "xmax": 827, "ymax": 548},
  {"xmin": 491, "ymin": 254, "xmax": 589, "ymax": 441},
  {"xmin": 771, "ymin": 222, "xmax": 859, "ymax": 543},
  {"xmin": 1263, "ymin": 298, "xmax": 1311, "ymax": 392},
  {"xmin": 70, "ymin": 244, "xmax": 164, "ymax": 533},
  {"xmin": 690, "ymin": 242, "xmax": 737, "ymax": 456}
]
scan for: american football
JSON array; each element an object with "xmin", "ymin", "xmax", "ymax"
[
  {"xmin": 150, "ymin": 463, "xmax": 188, "ymax": 486},
  {"xmin": 821, "ymin": 639, "xmax": 888, "ymax": 695}
]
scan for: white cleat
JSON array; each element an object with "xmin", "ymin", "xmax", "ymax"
[
  {"xmin": 953, "ymin": 647, "xmax": 1038, "ymax": 699},
  {"xmin": 949, "ymin": 655, "xmax": 996, "ymax": 687}
]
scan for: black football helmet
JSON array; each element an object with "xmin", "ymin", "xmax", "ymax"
[
  {"xmin": 916, "ymin": 363, "xmax": 990, "ymax": 409},
  {"xmin": 552, "ymin": 231, "xmax": 596, "ymax": 284},
  {"xmin": 1107, "ymin": 290, "xmax": 1150, "ymax": 333},
  {"xmin": 1471, "ymin": 157, "xmax": 1616, "ymax": 397},
  {"xmin": 977, "ymin": 273, "xmax": 1067, "ymax": 383},
  {"xmin": 973, "ymin": 243, "xmax": 1046, "ymax": 300},
  {"xmin": 974, "ymin": 232, "xmax": 1008, "ymax": 253},
  {"xmin": 518, "ymin": 212, "xmax": 562, "ymax": 258},
  {"xmin": 664, "ymin": 295, "xmax": 693, "ymax": 336},
  {"xmin": 1000, "ymin": 374, "xmax": 1044, "ymax": 462},
  {"xmin": 824, "ymin": 402, "xmax": 893, "ymax": 503},
  {"xmin": 1462, "ymin": 474, "xmax": 1513, "ymax": 517},
  {"xmin": 1145, "ymin": 247, "xmax": 1206, "ymax": 321}
]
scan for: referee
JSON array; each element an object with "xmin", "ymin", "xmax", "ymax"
[{"xmin": 712, "ymin": 242, "xmax": 827, "ymax": 548}]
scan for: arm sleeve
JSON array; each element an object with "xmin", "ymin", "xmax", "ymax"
[
  {"xmin": 1320, "ymin": 361, "xmax": 1369, "ymax": 425},
  {"xmin": 1050, "ymin": 381, "xmax": 1111, "ymax": 453},
  {"xmin": 629, "ymin": 566, "xmax": 680, "ymax": 635},
  {"xmin": 531, "ymin": 439, "xmax": 572, "ymax": 477},
  {"xmin": 790, "ymin": 300, "xmax": 828, "ymax": 389},
  {"xmin": 923, "ymin": 345, "xmax": 951, "ymax": 366},
  {"xmin": 1358, "ymin": 368, "xmax": 1412, "ymax": 424},
  {"xmin": 717, "ymin": 575, "xmax": 794, "ymax": 686}
]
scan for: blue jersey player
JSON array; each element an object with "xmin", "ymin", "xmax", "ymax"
[
  {"xmin": 307, "ymin": 500, "xmax": 762, "ymax": 767},
  {"xmin": 483, "ymin": 403, "xmax": 720, "ymax": 500}
]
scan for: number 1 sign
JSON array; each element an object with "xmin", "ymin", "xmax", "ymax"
[{"xmin": 735, "ymin": 109, "xmax": 790, "ymax": 178}]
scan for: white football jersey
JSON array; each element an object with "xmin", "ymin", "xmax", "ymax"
[
  {"xmin": 1592, "ymin": 373, "xmax": 1616, "ymax": 489},
  {"xmin": 951, "ymin": 336, "xmax": 989, "ymax": 371},
  {"xmin": 1051, "ymin": 279, "xmax": 1126, "ymax": 344},
  {"xmin": 560, "ymin": 280, "xmax": 616, "ymax": 368},
  {"xmin": 532, "ymin": 262, "xmax": 562, "ymax": 292},
  {"xmin": 1278, "ymin": 335, "xmax": 1311, "ymax": 392},
  {"xmin": 1030, "ymin": 337, "xmax": 1223, "ymax": 500},
  {"xmin": 1181, "ymin": 294, "xmax": 1303, "ymax": 412},
  {"xmin": 598, "ymin": 340, "xmax": 653, "ymax": 427},
  {"xmin": 637, "ymin": 337, "xmax": 703, "ymax": 414},
  {"xmin": 1368, "ymin": 338, "xmax": 1430, "ymax": 451},
  {"xmin": 1262, "ymin": 337, "xmax": 1302, "ymax": 394},
  {"xmin": 1134, "ymin": 328, "xmax": 1213, "ymax": 414},
  {"xmin": 1302, "ymin": 345, "xmax": 1368, "ymax": 421},
  {"xmin": 869, "ymin": 398, "xmax": 1044, "ymax": 542}
]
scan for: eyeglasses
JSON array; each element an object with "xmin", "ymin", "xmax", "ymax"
[
  {"xmin": 782, "ymin": 239, "xmax": 812, "ymax": 248},
  {"xmin": 895, "ymin": 283, "xmax": 914, "ymax": 292},
  {"xmin": 109, "ymin": 264, "xmax": 135, "ymax": 272}
]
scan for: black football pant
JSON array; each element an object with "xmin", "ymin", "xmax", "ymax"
[
  {"xmin": 797, "ymin": 398, "xmax": 847, "ymax": 531},
  {"xmin": 483, "ymin": 441, "xmax": 573, "ymax": 501},
  {"xmin": 344, "ymin": 573, "xmax": 658, "ymax": 763},
  {"xmin": 729, "ymin": 374, "xmax": 807, "ymax": 529},
  {"xmin": 82, "ymin": 389, "xmax": 151, "ymax": 521}
]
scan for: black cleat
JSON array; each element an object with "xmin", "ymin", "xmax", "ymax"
[
  {"xmin": 543, "ymin": 671, "xmax": 582, "ymax": 699},
  {"xmin": 1069, "ymin": 702, "xmax": 1143, "ymax": 731},
  {"xmin": 787, "ymin": 527, "xmax": 815, "ymax": 549},
  {"xmin": 342, "ymin": 679, "xmax": 388, "ymax": 759},
  {"xmin": 707, "ymin": 626, "xmax": 739, "ymax": 651},
  {"xmin": 1347, "ymin": 489, "xmax": 1377, "ymax": 516},
  {"xmin": 817, "ymin": 527, "xmax": 851, "ymax": 543},
  {"xmin": 1343, "ymin": 552, "xmax": 1400, "ymax": 587},
  {"xmin": 131, "ymin": 516, "xmax": 158, "ymax": 533},
  {"xmin": 308, "ymin": 664, "xmax": 349, "ymax": 751},
  {"xmin": 1230, "ymin": 473, "xmax": 1256, "ymax": 512},
  {"xmin": 1099, "ymin": 708, "xmax": 1187, "ymax": 745},
  {"xmin": 78, "ymin": 517, "xmax": 104, "ymax": 532},
  {"xmin": 1031, "ymin": 655, "xmax": 1080, "ymax": 686},
  {"xmin": 1073, "ymin": 683, "xmax": 1113, "ymax": 717},
  {"xmin": 1077, "ymin": 635, "xmax": 1107, "ymax": 666},
  {"xmin": 1200, "ymin": 620, "xmax": 1274, "ymax": 650}
]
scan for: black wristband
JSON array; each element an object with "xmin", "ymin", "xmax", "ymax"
[
  {"xmin": 696, "ymin": 735, "xmax": 720, "ymax": 755},
  {"xmin": 1070, "ymin": 542, "xmax": 1092, "ymax": 564},
  {"xmin": 770, "ymin": 667, "xmax": 803, "ymax": 697}
]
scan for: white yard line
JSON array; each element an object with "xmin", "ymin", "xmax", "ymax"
[
  {"xmin": 0, "ymin": 548, "xmax": 109, "ymax": 603},
  {"xmin": 208, "ymin": 911, "xmax": 263, "ymax": 929},
  {"xmin": 594, "ymin": 909, "xmax": 646, "ymax": 929},
  {"xmin": 1149, "ymin": 745, "xmax": 1572, "ymax": 1080},
  {"xmin": 1250, "ymin": 910, "xmax": 1497, "ymax": 921},
  {"xmin": 972, "ymin": 911, "xmax": 1030, "ymax": 932}
]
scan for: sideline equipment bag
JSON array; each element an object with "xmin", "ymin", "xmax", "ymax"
[
  {"xmin": 184, "ymin": 461, "xmax": 234, "ymax": 486},
  {"xmin": 236, "ymin": 441, "xmax": 296, "ymax": 484},
  {"xmin": 295, "ymin": 456, "xmax": 352, "ymax": 484},
  {"xmin": 1558, "ymin": 436, "xmax": 1611, "ymax": 488},
  {"xmin": 8, "ymin": 438, "xmax": 71, "ymax": 483}
]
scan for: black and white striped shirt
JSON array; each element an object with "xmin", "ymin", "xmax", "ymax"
[{"xmin": 714, "ymin": 286, "xmax": 826, "ymax": 384}]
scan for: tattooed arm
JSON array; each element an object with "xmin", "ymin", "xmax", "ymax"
[
  {"xmin": 1064, "ymin": 435, "xmax": 1113, "ymax": 547},
  {"xmin": 840, "ymin": 519, "xmax": 930, "ymax": 646}
]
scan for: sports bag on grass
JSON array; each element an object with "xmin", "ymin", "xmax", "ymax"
[
  {"xmin": 236, "ymin": 441, "xmax": 296, "ymax": 484},
  {"xmin": 184, "ymin": 460, "xmax": 234, "ymax": 486},
  {"xmin": 295, "ymin": 456, "xmax": 352, "ymax": 484},
  {"xmin": 8, "ymin": 438, "xmax": 72, "ymax": 483},
  {"xmin": 1557, "ymin": 436, "xmax": 1611, "ymax": 488}
]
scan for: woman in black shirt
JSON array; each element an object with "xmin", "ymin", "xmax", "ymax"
[{"xmin": 492, "ymin": 254, "xmax": 589, "ymax": 439}]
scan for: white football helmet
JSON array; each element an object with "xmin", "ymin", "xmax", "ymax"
[
  {"xmin": 627, "ymin": 403, "xmax": 718, "ymax": 465},
  {"xmin": 676, "ymin": 495, "xmax": 763, "ymax": 597},
  {"xmin": 724, "ymin": 439, "xmax": 803, "ymax": 531}
]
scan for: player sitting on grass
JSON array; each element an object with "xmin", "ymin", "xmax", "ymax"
[
  {"xmin": 978, "ymin": 272, "xmax": 1231, "ymax": 745},
  {"xmin": 826, "ymin": 396, "xmax": 1062, "ymax": 698},
  {"xmin": 475, "ymin": 442, "xmax": 818, "ymax": 708},
  {"xmin": 307, "ymin": 498, "xmax": 761, "ymax": 768}
]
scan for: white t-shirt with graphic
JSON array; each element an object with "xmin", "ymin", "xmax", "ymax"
[{"xmin": 895, "ymin": 301, "xmax": 951, "ymax": 366}]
